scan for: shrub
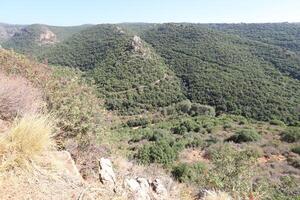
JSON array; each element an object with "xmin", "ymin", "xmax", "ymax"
[
  {"xmin": 205, "ymin": 144, "xmax": 258, "ymax": 198},
  {"xmin": 227, "ymin": 128, "xmax": 261, "ymax": 143},
  {"xmin": 45, "ymin": 67, "xmax": 103, "ymax": 146},
  {"xmin": 126, "ymin": 118, "xmax": 149, "ymax": 127},
  {"xmin": 287, "ymin": 157, "xmax": 300, "ymax": 169},
  {"xmin": 176, "ymin": 100, "xmax": 192, "ymax": 113},
  {"xmin": 291, "ymin": 146, "xmax": 300, "ymax": 155},
  {"xmin": 0, "ymin": 115, "xmax": 54, "ymax": 170},
  {"xmin": 172, "ymin": 162, "xmax": 206, "ymax": 183},
  {"xmin": 270, "ymin": 119, "xmax": 285, "ymax": 126},
  {"xmin": 281, "ymin": 127, "xmax": 300, "ymax": 143},
  {"xmin": 0, "ymin": 73, "xmax": 42, "ymax": 120},
  {"xmin": 172, "ymin": 119, "xmax": 200, "ymax": 135},
  {"xmin": 189, "ymin": 103, "xmax": 215, "ymax": 117},
  {"xmin": 136, "ymin": 140, "xmax": 178, "ymax": 166}
]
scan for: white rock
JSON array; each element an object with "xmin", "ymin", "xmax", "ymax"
[
  {"xmin": 125, "ymin": 177, "xmax": 150, "ymax": 200},
  {"xmin": 99, "ymin": 158, "xmax": 116, "ymax": 185},
  {"xmin": 151, "ymin": 179, "xmax": 168, "ymax": 200}
]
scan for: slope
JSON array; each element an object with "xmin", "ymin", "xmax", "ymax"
[
  {"xmin": 41, "ymin": 25, "xmax": 185, "ymax": 114},
  {"xmin": 142, "ymin": 23, "xmax": 300, "ymax": 124},
  {"xmin": 208, "ymin": 23, "xmax": 300, "ymax": 53},
  {"xmin": 2, "ymin": 24, "xmax": 92, "ymax": 56}
]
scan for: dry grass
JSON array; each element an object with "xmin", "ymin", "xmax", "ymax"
[
  {"xmin": 0, "ymin": 73, "xmax": 43, "ymax": 120},
  {"xmin": 0, "ymin": 115, "xmax": 55, "ymax": 171},
  {"xmin": 202, "ymin": 190, "xmax": 232, "ymax": 200}
]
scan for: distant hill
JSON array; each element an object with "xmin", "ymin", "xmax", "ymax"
[
  {"xmin": 1, "ymin": 22, "xmax": 300, "ymax": 123},
  {"xmin": 1, "ymin": 24, "xmax": 92, "ymax": 55},
  {"xmin": 41, "ymin": 25, "xmax": 185, "ymax": 114},
  {"xmin": 207, "ymin": 23, "xmax": 300, "ymax": 54},
  {"xmin": 142, "ymin": 23, "xmax": 300, "ymax": 124},
  {"xmin": 0, "ymin": 23, "xmax": 24, "ymax": 43}
]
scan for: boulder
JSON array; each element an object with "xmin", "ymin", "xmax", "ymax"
[
  {"xmin": 98, "ymin": 158, "xmax": 116, "ymax": 186},
  {"xmin": 125, "ymin": 177, "xmax": 151, "ymax": 200},
  {"xmin": 151, "ymin": 178, "xmax": 168, "ymax": 200}
]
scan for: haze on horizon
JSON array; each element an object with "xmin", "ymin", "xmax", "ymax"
[{"xmin": 1, "ymin": 0, "xmax": 300, "ymax": 26}]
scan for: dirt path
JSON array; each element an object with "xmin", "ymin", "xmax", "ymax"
[{"xmin": 108, "ymin": 73, "xmax": 169, "ymax": 95}]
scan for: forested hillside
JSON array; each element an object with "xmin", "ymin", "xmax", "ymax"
[
  {"xmin": 208, "ymin": 23, "xmax": 300, "ymax": 53},
  {"xmin": 41, "ymin": 25, "xmax": 185, "ymax": 114},
  {"xmin": 142, "ymin": 24, "xmax": 300, "ymax": 124},
  {"xmin": 1, "ymin": 24, "xmax": 91, "ymax": 55},
  {"xmin": 1, "ymin": 22, "xmax": 300, "ymax": 124}
]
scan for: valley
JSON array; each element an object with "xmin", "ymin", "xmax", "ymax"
[{"xmin": 0, "ymin": 22, "xmax": 299, "ymax": 200}]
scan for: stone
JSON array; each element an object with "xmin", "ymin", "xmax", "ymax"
[
  {"xmin": 151, "ymin": 179, "xmax": 168, "ymax": 200},
  {"xmin": 125, "ymin": 177, "xmax": 150, "ymax": 200},
  {"xmin": 99, "ymin": 158, "xmax": 116, "ymax": 185}
]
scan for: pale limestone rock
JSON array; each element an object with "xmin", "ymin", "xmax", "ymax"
[
  {"xmin": 99, "ymin": 158, "xmax": 116, "ymax": 186},
  {"xmin": 151, "ymin": 178, "xmax": 168, "ymax": 200}
]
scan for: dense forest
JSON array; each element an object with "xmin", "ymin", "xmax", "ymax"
[
  {"xmin": 0, "ymin": 22, "xmax": 300, "ymax": 199},
  {"xmin": 40, "ymin": 25, "xmax": 185, "ymax": 114},
  {"xmin": 141, "ymin": 24, "xmax": 300, "ymax": 124},
  {"xmin": 1, "ymin": 23, "xmax": 300, "ymax": 124}
]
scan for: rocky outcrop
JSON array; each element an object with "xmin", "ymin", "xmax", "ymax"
[
  {"xmin": 151, "ymin": 179, "xmax": 168, "ymax": 200},
  {"xmin": 39, "ymin": 29, "xmax": 57, "ymax": 45},
  {"xmin": 99, "ymin": 158, "xmax": 116, "ymax": 186},
  {"xmin": 125, "ymin": 177, "xmax": 151, "ymax": 200}
]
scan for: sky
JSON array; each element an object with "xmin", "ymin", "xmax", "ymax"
[{"xmin": 1, "ymin": 0, "xmax": 300, "ymax": 26}]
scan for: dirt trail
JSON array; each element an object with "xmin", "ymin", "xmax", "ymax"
[{"xmin": 108, "ymin": 74, "xmax": 169, "ymax": 95}]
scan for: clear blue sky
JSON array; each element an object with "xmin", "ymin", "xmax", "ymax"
[{"xmin": 1, "ymin": 0, "xmax": 300, "ymax": 26}]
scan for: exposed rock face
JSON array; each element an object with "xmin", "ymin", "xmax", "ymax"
[
  {"xmin": 99, "ymin": 158, "xmax": 116, "ymax": 186},
  {"xmin": 151, "ymin": 179, "xmax": 168, "ymax": 200},
  {"xmin": 124, "ymin": 177, "xmax": 169, "ymax": 200},
  {"xmin": 125, "ymin": 177, "xmax": 151, "ymax": 200},
  {"xmin": 52, "ymin": 151, "xmax": 83, "ymax": 182},
  {"xmin": 132, "ymin": 35, "xmax": 143, "ymax": 52},
  {"xmin": 39, "ymin": 29, "xmax": 57, "ymax": 45}
]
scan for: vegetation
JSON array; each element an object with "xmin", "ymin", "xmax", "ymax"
[
  {"xmin": 142, "ymin": 23, "xmax": 300, "ymax": 124},
  {"xmin": 227, "ymin": 128, "xmax": 261, "ymax": 143},
  {"xmin": 281, "ymin": 127, "xmax": 300, "ymax": 143},
  {"xmin": 0, "ymin": 115, "xmax": 54, "ymax": 170},
  {"xmin": 1, "ymin": 22, "xmax": 300, "ymax": 199},
  {"xmin": 41, "ymin": 25, "xmax": 185, "ymax": 114},
  {"xmin": 0, "ymin": 73, "xmax": 42, "ymax": 120},
  {"xmin": 2, "ymin": 24, "xmax": 91, "ymax": 56},
  {"xmin": 0, "ymin": 49, "xmax": 104, "ymax": 148},
  {"xmin": 172, "ymin": 162, "xmax": 206, "ymax": 183},
  {"xmin": 291, "ymin": 146, "xmax": 300, "ymax": 155}
]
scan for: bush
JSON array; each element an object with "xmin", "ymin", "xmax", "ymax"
[
  {"xmin": 270, "ymin": 119, "xmax": 285, "ymax": 126},
  {"xmin": 172, "ymin": 162, "xmax": 206, "ymax": 183},
  {"xmin": 189, "ymin": 103, "xmax": 216, "ymax": 117},
  {"xmin": 227, "ymin": 128, "xmax": 261, "ymax": 143},
  {"xmin": 205, "ymin": 144, "xmax": 259, "ymax": 197},
  {"xmin": 45, "ymin": 67, "xmax": 103, "ymax": 146},
  {"xmin": 0, "ymin": 73, "xmax": 42, "ymax": 120},
  {"xmin": 0, "ymin": 115, "xmax": 54, "ymax": 170},
  {"xmin": 126, "ymin": 118, "xmax": 149, "ymax": 127},
  {"xmin": 291, "ymin": 146, "xmax": 300, "ymax": 155},
  {"xmin": 136, "ymin": 140, "xmax": 178, "ymax": 166},
  {"xmin": 172, "ymin": 119, "xmax": 200, "ymax": 135},
  {"xmin": 176, "ymin": 100, "xmax": 192, "ymax": 113},
  {"xmin": 281, "ymin": 127, "xmax": 300, "ymax": 143},
  {"xmin": 287, "ymin": 157, "xmax": 300, "ymax": 169}
]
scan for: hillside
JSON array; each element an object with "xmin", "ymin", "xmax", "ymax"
[
  {"xmin": 0, "ymin": 23, "xmax": 24, "ymax": 43},
  {"xmin": 141, "ymin": 23, "xmax": 300, "ymax": 124},
  {"xmin": 0, "ymin": 36, "xmax": 299, "ymax": 200},
  {"xmin": 1, "ymin": 24, "xmax": 91, "ymax": 55},
  {"xmin": 208, "ymin": 23, "xmax": 300, "ymax": 54},
  {"xmin": 41, "ymin": 25, "xmax": 185, "ymax": 114}
]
